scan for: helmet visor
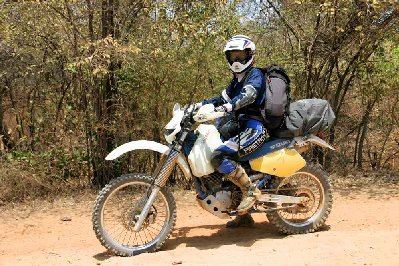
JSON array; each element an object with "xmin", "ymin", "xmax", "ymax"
[{"xmin": 226, "ymin": 50, "xmax": 248, "ymax": 64}]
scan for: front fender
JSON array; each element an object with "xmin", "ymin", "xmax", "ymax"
[{"xmin": 105, "ymin": 140, "xmax": 192, "ymax": 180}]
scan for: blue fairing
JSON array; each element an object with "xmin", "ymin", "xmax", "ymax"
[
  {"xmin": 183, "ymin": 131, "xmax": 198, "ymax": 157},
  {"xmin": 237, "ymin": 138, "xmax": 292, "ymax": 162}
]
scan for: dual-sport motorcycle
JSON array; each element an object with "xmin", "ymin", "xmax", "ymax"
[{"xmin": 92, "ymin": 103, "xmax": 334, "ymax": 256}]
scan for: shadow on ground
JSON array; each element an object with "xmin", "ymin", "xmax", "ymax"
[
  {"xmin": 92, "ymin": 221, "xmax": 332, "ymax": 261},
  {"xmin": 163, "ymin": 223, "xmax": 275, "ymax": 250},
  {"xmin": 163, "ymin": 220, "xmax": 330, "ymax": 251},
  {"xmin": 93, "ymin": 251, "xmax": 114, "ymax": 261}
]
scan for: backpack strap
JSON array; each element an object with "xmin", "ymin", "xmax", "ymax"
[{"xmin": 242, "ymin": 67, "xmax": 257, "ymax": 87}]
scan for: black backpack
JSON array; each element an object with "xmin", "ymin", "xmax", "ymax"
[{"xmin": 245, "ymin": 64, "xmax": 291, "ymax": 130}]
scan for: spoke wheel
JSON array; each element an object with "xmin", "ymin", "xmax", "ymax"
[
  {"xmin": 266, "ymin": 164, "xmax": 333, "ymax": 234},
  {"xmin": 92, "ymin": 174, "xmax": 176, "ymax": 256}
]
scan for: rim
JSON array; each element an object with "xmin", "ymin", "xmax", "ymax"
[
  {"xmin": 100, "ymin": 181, "xmax": 170, "ymax": 253},
  {"xmin": 276, "ymin": 171, "xmax": 325, "ymax": 227}
]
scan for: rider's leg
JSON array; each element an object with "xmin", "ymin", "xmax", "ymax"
[
  {"xmin": 226, "ymin": 164, "xmax": 261, "ymax": 212},
  {"xmin": 211, "ymin": 118, "xmax": 266, "ymax": 213}
]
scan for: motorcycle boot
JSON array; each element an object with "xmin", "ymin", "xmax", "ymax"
[
  {"xmin": 226, "ymin": 213, "xmax": 254, "ymax": 228},
  {"xmin": 226, "ymin": 164, "xmax": 261, "ymax": 213}
]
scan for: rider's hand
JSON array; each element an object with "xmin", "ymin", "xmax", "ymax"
[
  {"xmin": 215, "ymin": 103, "xmax": 233, "ymax": 113},
  {"xmin": 188, "ymin": 102, "xmax": 202, "ymax": 113},
  {"xmin": 215, "ymin": 105, "xmax": 227, "ymax": 112}
]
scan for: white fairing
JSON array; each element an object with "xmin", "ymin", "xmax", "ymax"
[
  {"xmin": 105, "ymin": 140, "xmax": 192, "ymax": 179},
  {"xmin": 164, "ymin": 104, "xmax": 184, "ymax": 144},
  {"xmin": 188, "ymin": 124, "xmax": 223, "ymax": 177},
  {"xmin": 292, "ymin": 135, "xmax": 336, "ymax": 151},
  {"xmin": 307, "ymin": 135, "xmax": 336, "ymax": 150}
]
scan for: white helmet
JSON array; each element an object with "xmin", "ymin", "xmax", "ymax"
[{"xmin": 223, "ymin": 35, "xmax": 256, "ymax": 73}]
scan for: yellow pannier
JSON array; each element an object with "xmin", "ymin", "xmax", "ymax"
[{"xmin": 249, "ymin": 148, "xmax": 306, "ymax": 177}]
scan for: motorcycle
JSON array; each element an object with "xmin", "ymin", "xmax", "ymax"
[{"xmin": 92, "ymin": 103, "xmax": 334, "ymax": 256}]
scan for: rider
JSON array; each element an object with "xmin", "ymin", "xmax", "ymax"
[{"xmin": 196, "ymin": 35, "xmax": 267, "ymax": 228}]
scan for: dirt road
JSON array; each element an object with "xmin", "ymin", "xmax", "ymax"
[{"xmin": 1, "ymin": 187, "xmax": 399, "ymax": 266}]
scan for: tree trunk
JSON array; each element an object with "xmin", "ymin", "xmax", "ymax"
[
  {"xmin": 91, "ymin": 0, "xmax": 120, "ymax": 187},
  {"xmin": 353, "ymin": 123, "xmax": 362, "ymax": 166},
  {"xmin": 0, "ymin": 87, "xmax": 14, "ymax": 151},
  {"xmin": 357, "ymin": 96, "xmax": 378, "ymax": 169},
  {"xmin": 377, "ymin": 96, "xmax": 398, "ymax": 169}
]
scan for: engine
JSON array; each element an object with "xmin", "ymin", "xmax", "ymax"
[{"xmin": 196, "ymin": 172, "xmax": 242, "ymax": 218}]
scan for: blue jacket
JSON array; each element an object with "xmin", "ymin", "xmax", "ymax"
[{"xmin": 203, "ymin": 67, "xmax": 266, "ymax": 119}]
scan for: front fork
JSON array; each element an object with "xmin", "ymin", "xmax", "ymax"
[{"xmin": 133, "ymin": 148, "xmax": 180, "ymax": 231}]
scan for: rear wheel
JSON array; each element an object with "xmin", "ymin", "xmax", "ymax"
[
  {"xmin": 266, "ymin": 164, "xmax": 333, "ymax": 234},
  {"xmin": 92, "ymin": 173, "xmax": 176, "ymax": 256}
]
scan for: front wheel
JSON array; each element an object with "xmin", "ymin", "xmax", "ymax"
[
  {"xmin": 92, "ymin": 173, "xmax": 176, "ymax": 256},
  {"xmin": 266, "ymin": 164, "xmax": 333, "ymax": 234}
]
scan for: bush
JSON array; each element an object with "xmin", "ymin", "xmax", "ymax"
[{"xmin": 0, "ymin": 149, "xmax": 91, "ymax": 202}]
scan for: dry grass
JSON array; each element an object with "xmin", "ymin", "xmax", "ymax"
[
  {"xmin": 331, "ymin": 168, "xmax": 399, "ymax": 199},
  {"xmin": 0, "ymin": 160, "xmax": 90, "ymax": 204},
  {"xmin": 331, "ymin": 169, "xmax": 399, "ymax": 189}
]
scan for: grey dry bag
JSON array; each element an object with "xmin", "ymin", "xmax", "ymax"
[{"xmin": 285, "ymin": 99, "xmax": 336, "ymax": 137}]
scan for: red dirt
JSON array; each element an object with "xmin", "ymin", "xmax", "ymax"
[{"xmin": 1, "ymin": 187, "xmax": 399, "ymax": 266}]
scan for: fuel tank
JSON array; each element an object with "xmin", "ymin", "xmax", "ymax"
[{"xmin": 249, "ymin": 148, "xmax": 306, "ymax": 177}]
